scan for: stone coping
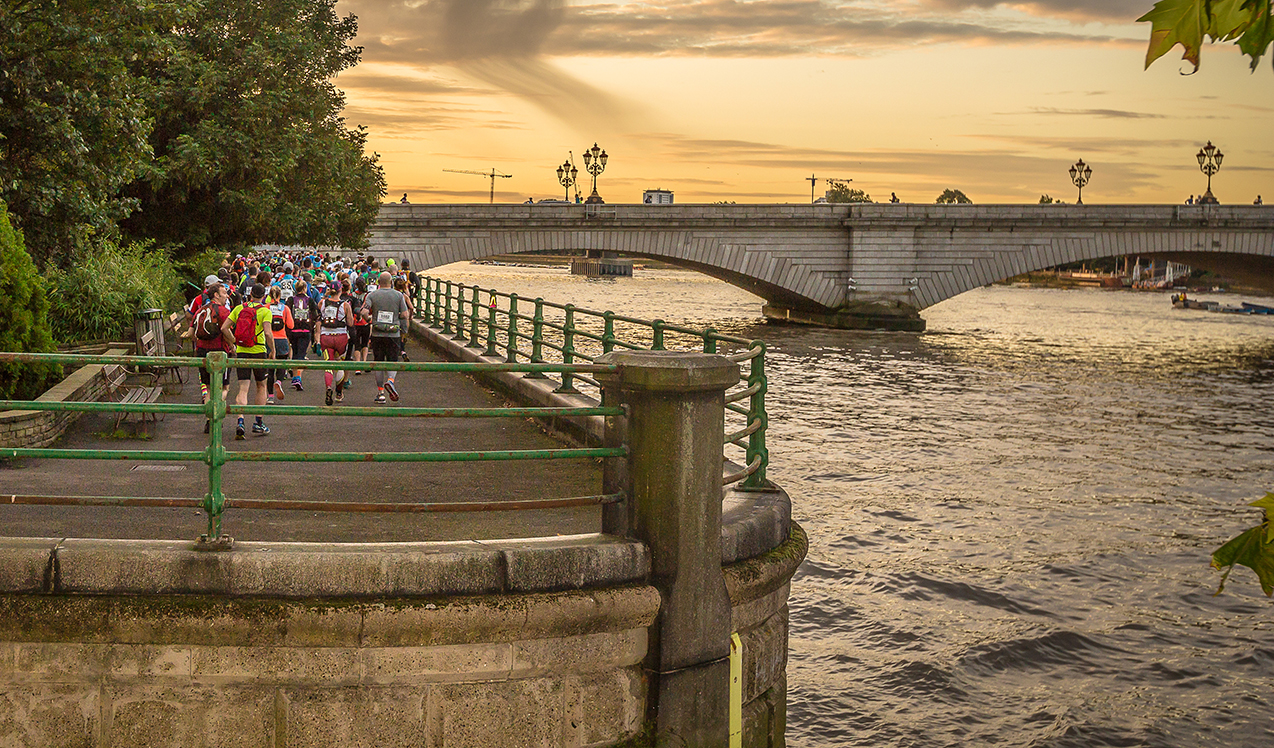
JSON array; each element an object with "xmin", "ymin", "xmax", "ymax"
[{"xmin": 0, "ymin": 533, "xmax": 650, "ymax": 598}]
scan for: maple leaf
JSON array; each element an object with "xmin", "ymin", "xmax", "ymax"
[
  {"xmin": 1211, "ymin": 492, "xmax": 1274, "ymax": 597},
  {"xmin": 1139, "ymin": 0, "xmax": 1273, "ymax": 71}
]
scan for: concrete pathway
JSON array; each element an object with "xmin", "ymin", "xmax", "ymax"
[{"xmin": 0, "ymin": 336, "xmax": 601, "ymax": 543}]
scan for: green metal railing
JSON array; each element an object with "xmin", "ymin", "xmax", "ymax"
[
  {"xmin": 418, "ymin": 276, "xmax": 769, "ymax": 490},
  {"xmin": 0, "ymin": 352, "xmax": 624, "ymax": 544}
]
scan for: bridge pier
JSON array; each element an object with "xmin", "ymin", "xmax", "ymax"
[{"xmin": 762, "ymin": 301, "xmax": 926, "ymax": 332}]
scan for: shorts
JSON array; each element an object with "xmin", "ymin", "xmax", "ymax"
[
  {"xmin": 235, "ymin": 350, "xmax": 270, "ymax": 381},
  {"xmin": 369, "ymin": 336, "xmax": 401, "ymax": 362},
  {"xmin": 353, "ymin": 325, "xmax": 371, "ymax": 349},
  {"xmin": 197, "ymin": 347, "xmax": 230, "ymax": 387},
  {"xmin": 320, "ymin": 333, "xmax": 349, "ymax": 356}
]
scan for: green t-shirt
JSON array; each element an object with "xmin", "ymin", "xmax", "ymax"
[{"xmin": 227, "ymin": 302, "xmax": 274, "ymax": 354}]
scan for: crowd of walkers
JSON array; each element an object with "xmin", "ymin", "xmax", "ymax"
[{"xmin": 185, "ymin": 250, "xmax": 420, "ymax": 439}]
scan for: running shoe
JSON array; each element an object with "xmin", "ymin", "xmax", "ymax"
[
  {"xmin": 325, "ymin": 388, "xmax": 334, "ymax": 406},
  {"xmin": 375, "ymin": 393, "xmax": 387, "ymax": 404},
  {"xmin": 252, "ymin": 422, "xmax": 270, "ymax": 435},
  {"xmin": 267, "ymin": 396, "xmax": 275, "ymax": 405},
  {"xmin": 384, "ymin": 379, "xmax": 399, "ymax": 402},
  {"xmin": 293, "ymin": 380, "xmax": 304, "ymax": 392},
  {"xmin": 335, "ymin": 389, "xmax": 344, "ymax": 403},
  {"xmin": 353, "ymin": 369, "xmax": 363, "ymax": 376},
  {"xmin": 273, "ymin": 381, "xmax": 285, "ymax": 401},
  {"xmin": 235, "ymin": 424, "xmax": 246, "ymax": 440}
]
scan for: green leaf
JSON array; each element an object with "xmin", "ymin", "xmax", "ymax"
[
  {"xmin": 1139, "ymin": 0, "xmax": 1261, "ymax": 70},
  {"xmin": 1212, "ymin": 523, "xmax": 1274, "ymax": 596},
  {"xmin": 1249, "ymin": 491, "xmax": 1274, "ymax": 542}
]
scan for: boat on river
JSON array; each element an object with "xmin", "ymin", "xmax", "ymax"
[{"xmin": 1171, "ymin": 293, "xmax": 1274, "ymax": 314}]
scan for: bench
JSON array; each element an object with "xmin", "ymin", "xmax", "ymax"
[
  {"xmin": 138, "ymin": 329, "xmax": 185, "ymax": 394},
  {"xmin": 103, "ymin": 364, "xmax": 163, "ymax": 432}
]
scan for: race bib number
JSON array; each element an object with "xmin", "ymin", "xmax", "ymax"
[{"xmin": 376, "ymin": 311, "xmax": 396, "ymax": 325}]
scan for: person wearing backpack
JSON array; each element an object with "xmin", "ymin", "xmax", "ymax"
[
  {"xmin": 318, "ymin": 282, "xmax": 355, "ymax": 406},
  {"xmin": 220, "ymin": 283, "xmax": 276, "ymax": 439},
  {"xmin": 360, "ymin": 272, "xmax": 410, "ymax": 404},
  {"xmin": 287, "ymin": 279, "xmax": 317, "ymax": 391},
  {"xmin": 265, "ymin": 286, "xmax": 294, "ymax": 404},
  {"xmin": 192, "ymin": 283, "xmax": 231, "ymax": 434}
]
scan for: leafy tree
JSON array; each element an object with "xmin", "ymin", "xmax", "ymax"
[
  {"xmin": 1039, "ymin": 194, "xmax": 1061, "ymax": 204},
  {"xmin": 0, "ymin": 0, "xmax": 170, "ymax": 268},
  {"xmin": 119, "ymin": 0, "xmax": 385, "ymax": 257},
  {"xmin": 826, "ymin": 184, "xmax": 872, "ymax": 203},
  {"xmin": 1140, "ymin": 0, "xmax": 1274, "ymax": 72},
  {"xmin": 936, "ymin": 189, "xmax": 973, "ymax": 204},
  {"xmin": 0, "ymin": 202, "xmax": 58, "ymax": 400}
]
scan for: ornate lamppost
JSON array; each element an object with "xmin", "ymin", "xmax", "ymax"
[
  {"xmin": 556, "ymin": 159, "xmax": 578, "ymax": 202},
  {"xmin": 581, "ymin": 142, "xmax": 608, "ymax": 204},
  {"xmin": 1196, "ymin": 141, "xmax": 1224, "ymax": 204},
  {"xmin": 1068, "ymin": 159, "xmax": 1091, "ymax": 205}
]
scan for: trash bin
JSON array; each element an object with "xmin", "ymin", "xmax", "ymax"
[{"xmin": 134, "ymin": 308, "xmax": 166, "ymax": 355}]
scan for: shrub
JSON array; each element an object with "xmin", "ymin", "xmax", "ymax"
[
  {"xmin": 172, "ymin": 247, "xmax": 230, "ymax": 301},
  {"xmin": 0, "ymin": 202, "xmax": 59, "ymax": 400},
  {"xmin": 44, "ymin": 239, "xmax": 184, "ymax": 345}
]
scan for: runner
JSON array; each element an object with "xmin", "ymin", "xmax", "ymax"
[
  {"xmin": 393, "ymin": 276, "xmax": 415, "ymax": 362},
  {"xmin": 191, "ymin": 283, "xmax": 231, "ymax": 434},
  {"xmin": 287, "ymin": 279, "xmax": 316, "ymax": 391},
  {"xmin": 265, "ymin": 286, "xmax": 293, "ymax": 403},
  {"xmin": 349, "ymin": 277, "xmax": 371, "ymax": 377},
  {"xmin": 318, "ymin": 282, "xmax": 355, "ymax": 406},
  {"xmin": 360, "ymin": 271, "xmax": 411, "ymax": 404},
  {"xmin": 220, "ymin": 283, "xmax": 276, "ymax": 439}
]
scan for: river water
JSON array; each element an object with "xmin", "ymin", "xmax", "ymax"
[{"xmin": 431, "ymin": 262, "xmax": 1274, "ymax": 748}]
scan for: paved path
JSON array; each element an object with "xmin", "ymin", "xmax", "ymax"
[{"xmin": 0, "ymin": 336, "xmax": 601, "ymax": 543}]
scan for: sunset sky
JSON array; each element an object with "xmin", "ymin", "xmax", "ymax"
[{"xmin": 334, "ymin": 0, "xmax": 1272, "ymax": 206}]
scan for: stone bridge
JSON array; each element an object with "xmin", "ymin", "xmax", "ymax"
[{"xmin": 369, "ymin": 203, "xmax": 1274, "ymax": 330}]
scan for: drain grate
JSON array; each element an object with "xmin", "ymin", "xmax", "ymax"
[{"xmin": 130, "ymin": 465, "xmax": 188, "ymax": 472}]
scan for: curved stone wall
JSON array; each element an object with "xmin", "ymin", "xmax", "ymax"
[{"xmin": 0, "ymin": 520, "xmax": 805, "ymax": 747}]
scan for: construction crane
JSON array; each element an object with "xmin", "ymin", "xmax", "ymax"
[
  {"xmin": 805, "ymin": 175, "xmax": 853, "ymax": 202},
  {"xmin": 443, "ymin": 168, "xmax": 512, "ymax": 203}
]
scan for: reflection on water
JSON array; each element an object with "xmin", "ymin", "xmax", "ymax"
[{"xmin": 432, "ymin": 263, "xmax": 1274, "ymax": 748}]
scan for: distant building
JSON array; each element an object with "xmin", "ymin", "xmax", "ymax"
[{"xmin": 642, "ymin": 189, "xmax": 674, "ymax": 205}]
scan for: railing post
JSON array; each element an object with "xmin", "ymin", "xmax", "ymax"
[
  {"xmin": 442, "ymin": 281, "xmax": 454, "ymax": 334},
  {"xmin": 595, "ymin": 350, "xmax": 739, "ymax": 748},
  {"xmin": 602, "ymin": 311, "xmax": 616, "ymax": 353},
  {"xmin": 702, "ymin": 328, "xmax": 718, "ymax": 354},
  {"xmin": 555, "ymin": 304, "xmax": 578, "ymax": 394},
  {"xmin": 526, "ymin": 298, "xmax": 547, "ymax": 378},
  {"xmin": 468, "ymin": 285, "xmax": 481, "ymax": 347},
  {"xmin": 651, "ymin": 320, "xmax": 666, "ymax": 351},
  {"xmin": 485, "ymin": 290, "xmax": 500, "ymax": 357},
  {"xmin": 505, "ymin": 293, "xmax": 519, "ymax": 363},
  {"xmin": 200, "ymin": 352, "xmax": 231, "ymax": 547},
  {"xmin": 742, "ymin": 341, "xmax": 769, "ymax": 490}
]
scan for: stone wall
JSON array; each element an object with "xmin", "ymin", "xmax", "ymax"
[
  {"xmin": 0, "ymin": 348, "xmax": 126, "ymax": 449},
  {"xmin": 0, "ymin": 524, "xmax": 805, "ymax": 748}
]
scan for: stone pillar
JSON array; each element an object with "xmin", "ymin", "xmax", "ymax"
[{"xmin": 596, "ymin": 350, "xmax": 739, "ymax": 748}]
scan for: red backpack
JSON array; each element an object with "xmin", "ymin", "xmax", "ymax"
[
  {"xmin": 233, "ymin": 303, "xmax": 262, "ymax": 348},
  {"xmin": 193, "ymin": 304, "xmax": 222, "ymax": 341}
]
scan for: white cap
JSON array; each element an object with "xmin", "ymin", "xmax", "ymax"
[{"xmin": 204, "ymin": 275, "xmax": 220, "ymax": 286}]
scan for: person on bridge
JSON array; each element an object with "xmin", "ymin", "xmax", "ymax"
[
  {"xmin": 221, "ymin": 283, "xmax": 276, "ymax": 439},
  {"xmin": 361, "ymin": 271, "xmax": 411, "ymax": 403},
  {"xmin": 265, "ymin": 286, "xmax": 293, "ymax": 404},
  {"xmin": 318, "ymin": 282, "xmax": 355, "ymax": 406}
]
